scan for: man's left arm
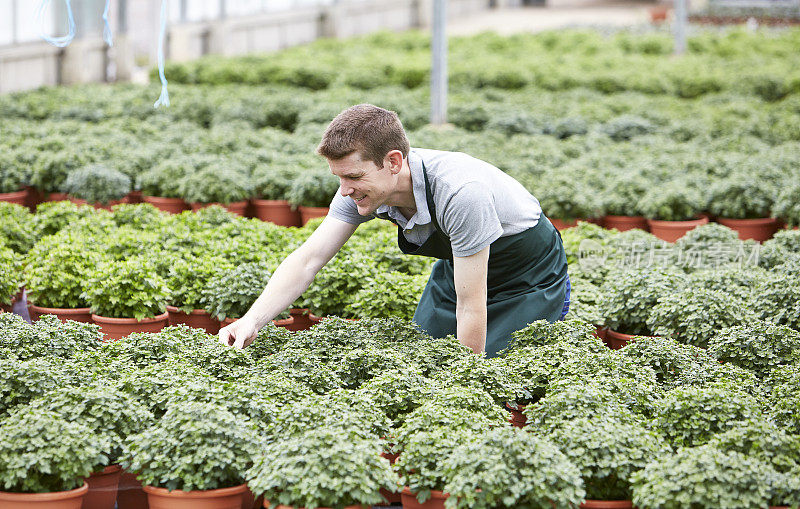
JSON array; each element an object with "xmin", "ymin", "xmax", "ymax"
[{"xmin": 453, "ymin": 245, "xmax": 490, "ymax": 355}]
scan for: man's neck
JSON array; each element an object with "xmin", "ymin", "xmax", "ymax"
[{"xmin": 385, "ymin": 159, "xmax": 417, "ymax": 212}]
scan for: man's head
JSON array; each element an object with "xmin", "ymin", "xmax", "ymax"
[{"xmin": 318, "ymin": 104, "xmax": 411, "ymax": 215}]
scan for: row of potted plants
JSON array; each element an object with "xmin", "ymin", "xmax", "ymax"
[{"xmin": 0, "ymin": 314, "xmax": 798, "ymax": 508}]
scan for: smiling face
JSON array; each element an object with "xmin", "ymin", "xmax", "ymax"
[{"xmin": 328, "ymin": 151, "xmax": 397, "ymax": 216}]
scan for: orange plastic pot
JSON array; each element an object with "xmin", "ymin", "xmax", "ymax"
[
  {"xmin": 602, "ymin": 215, "xmax": 648, "ymax": 232},
  {"xmin": 117, "ymin": 470, "xmax": 148, "ymax": 509},
  {"xmin": 144, "ymin": 484, "xmax": 247, "ymax": 509},
  {"xmin": 142, "ymin": 196, "xmax": 189, "ymax": 214},
  {"xmin": 0, "ymin": 482, "xmax": 88, "ymax": 509},
  {"xmin": 92, "ymin": 312, "xmax": 169, "ymax": 342},
  {"xmin": 241, "ymin": 487, "xmax": 263, "ymax": 509},
  {"xmin": 0, "ymin": 188, "xmax": 28, "ymax": 206},
  {"xmin": 190, "ymin": 201, "xmax": 249, "ymax": 217},
  {"xmin": 273, "ymin": 308, "xmax": 320, "ymax": 332},
  {"xmin": 166, "ymin": 306, "xmax": 221, "ymax": 334},
  {"xmin": 298, "ymin": 206, "xmax": 329, "ymax": 225},
  {"xmin": 28, "ymin": 304, "xmax": 93, "ymax": 323},
  {"xmin": 716, "ymin": 217, "xmax": 781, "ymax": 242},
  {"xmin": 593, "ymin": 326, "xmax": 608, "ymax": 340},
  {"xmin": 646, "ymin": 216, "xmax": 709, "ymax": 243},
  {"xmin": 580, "ymin": 501, "xmax": 633, "ymax": 509},
  {"xmin": 83, "ymin": 464, "xmax": 122, "ymax": 509},
  {"xmin": 252, "ymin": 199, "xmax": 302, "ymax": 226},
  {"xmin": 604, "ymin": 329, "xmax": 637, "ymax": 350},
  {"xmin": 400, "ymin": 488, "xmax": 449, "ymax": 509}
]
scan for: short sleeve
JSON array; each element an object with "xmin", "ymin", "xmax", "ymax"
[
  {"xmin": 328, "ymin": 192, "xmax": 374, "ymax": 225},
  {"xmin": 439, "ymin": 182, "xmax": 503, "ymax": 257}
]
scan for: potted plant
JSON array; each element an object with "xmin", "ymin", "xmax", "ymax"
[
  {"xmin": 246, "ymin": 427, "xmax": 399, "ymax": 509},
  {"xmin": 394, "ymin": 429, "xmax": 472, "ymax": 509},
  {"xmin": 631, "ymin": 445, "xmax": 776, "ymax": 509},
  {"xmin": 2, "ymin": 313, "xmax": 102, "ymax": 362},
  {"xmin": 0, "ymin": 246, "xmax": 21, "ymax": 312},
  {"xmin": 82, "ymin": 256, "xmax": 171, "ymax": 341},
  {"xmin": 598, "ymin": 266, "xmax": 686, "ymax": 347},
  {"xmin": 442, "ymin": 427, "xmax": 586, "ymax": 509},
  {"xmin": 753, "ymin": 273, "xmax": 800, "ymax": 331},
  {"xmin": 707, "ymin": 171, "xmax": 781, "ymax": 241},
  {"xmin": 344, "ymin": 272, "xmax": 427, "ymax": 321},
  {"xmin": 765, "ymin": 365, "xmax": 800, "ymax": 435},
  {"xmin": 646, "ymin": 287, "xmax": 754, "ymax": 348},
  {"xmin": 32, "ymin": 201, "xmax": 98, "ymax": 238},
  {"xmin": 356, "ymin": 367, "xmax": 438, "ymax": 427},
  {"xmin": 59, "ymin": 164, "xmax": 132, "ymax": 209},
  {"xmin": 165, "ymin": 255, "xmax": 235, "ymax": 333},
  {"xmin": 25, "ymin": 384, "xmax": 154, "ymax": 509},
  {"xmin": 136, "ymin": 157, "xmax": 195, "ymax": 214},
  {"xmin": 0, "ymin": 354, "xmax": 91, "ymax": 417},
  {"xmin": 708, "ymin": 320, "xmax": 800, "ymax": 379},
  {"xmin": 30, "ymin": 147, "xmax": 90, "ymax": 197},
  {"xmin": 774, "ymin": 182, "xmax": 800, "ymax": 229},
  {"xmin": 538, "ymin": 416, "xmax": 671, "ymax": 506},
  {"xmin": 652, "ymin": 384, "xmax": 763, "ymax": 447},
  {"xmin": 178, "ymin": 166, "xmax": 254, "ymax": 216},
  {"xmin": 618, "ymin": 335, "xmax": 719, "ymax": 389},
  {"xmin": 0, "ymin": 202, "xmax": 35, "ymax": 254},
  {"xmin": 24, "ymin": 233, "xmax": 103, "ymax": 323},
  {"xmin": 600, "ymin": 172, "xmax": 650, "ymax": 232},
  {"xmin": 0, "ymin": 149, "xmax": 30, "ymax": 205},
  {"xmin": 120, "ymin": 401, "xmax": 261, "ymax": 509},
  {"xmin": 250, "ymin": 166, "xmax": 302, "ymax": 226},
  {"xmin": 201, "ymin": 262, "xmax": 272, "ymax": 323},
  {"xmin": 710, "ymin": 419, "xmax": 800, "ymax": 480},
  {"xmin": 640, "ymin": 180, "xmax": 709, "ymax": 242},
  {"xmin": 286, "ymin": 169, "xmax": 339, "ymax": 225},
  {"xmin": 0, "ymin": 408, "xmax": 109, "ymax": 508},
  {"xmin": 533, "ymin": 167, "xmax": 601, "ymax": 230}
]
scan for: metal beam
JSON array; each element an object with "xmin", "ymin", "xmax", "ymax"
[{"xmin": 430, "ymin": 0, "xmax": 447, "ymax": 125}]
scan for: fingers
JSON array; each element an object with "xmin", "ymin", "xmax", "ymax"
[{"xmin": 218, "ymin": 325, "xmax": 235, "ymax": 347}]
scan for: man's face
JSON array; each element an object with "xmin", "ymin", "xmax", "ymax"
[{"xmin": 328, "ymin": 152, "xmax": 394, "ymax": 216}]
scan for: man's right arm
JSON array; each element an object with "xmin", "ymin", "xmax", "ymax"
[{"xmin": 219, "ymin": 216, "xmax": 358, "ymax": 348}]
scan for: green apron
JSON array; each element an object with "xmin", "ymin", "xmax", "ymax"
[{"xmin": 395, "ymin": 160, "xmax": 569, "ymax": 358}]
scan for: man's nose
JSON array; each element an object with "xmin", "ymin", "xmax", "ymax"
[{"xmin": 340, "ymin": 182, "xmax": 353, "ymax": 196}]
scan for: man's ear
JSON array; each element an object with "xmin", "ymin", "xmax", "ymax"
[{"xmin": 385, "ymin": 150, "xmax": 404, "ymax": 174}]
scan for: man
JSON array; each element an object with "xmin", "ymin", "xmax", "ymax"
[{"xmin": 219, "ymin": 104, "xmax": 569, "ymax": 357}]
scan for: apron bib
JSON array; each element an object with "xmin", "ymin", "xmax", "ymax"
[{"xmin": 396, "ymin": 160, "xmax": 569, "ymax": 357}]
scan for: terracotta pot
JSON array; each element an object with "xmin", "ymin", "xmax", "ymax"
[
  {"xmin": 91, "ymin": 312, "xmax": 169, "ymax": 342},
  {"xmin": 377, "ymin": 486, "xmax": 402, "ymax": 506},
  {"xmin": 83, "ymin": 464, "xmax": 122, "ymax": 509},
  {"xmin": 604, "ymin": 329, "xmax": 637, "ymax": 350},
  {"xmin": 400, "ymin": 487, "xmax": 449, "ymax": 509},
  {"xmin": 0, "ymin": 188, "xmax": 28, "ymax": 206},
  {"xmin": 716, "ymin": 217, "xmax": 781, "ymax": 242},
  {"xmin": 166, "ymin": 305, "xmax": 221, "ymax": 334},
  {"xmin": 67, "ymin": 196, "xmax": 130, "ymax": 211},
  {"xmin": 190, "ymin": 201, "xmax": 249, "ymax": 217},
  {"xmin": 142, "ymin": 196, "xmax": 189, "ymax": 214},
  {"xmin": 273, "ymin": 308, "xmax": 320, "ymax": 332},
  {"xmin": 549, "ymin": 218, "xmax": 601, "ymax": 231},
  {"xmin": 222, "ymin": 317, "xmax": 239, "ymax": 327},
  {"xmin": 602, "ymin": 215, "xmax": 648, "ymax": 232},
  {"xmin": 580, "ymin": 501, "xmax": 633, "ymax": 509},
  {"xmin": 646, "ymin": 216, "xmax": 709, "ymax": 243},
  {"xmin": 47, "ymin": 192, "xmax": 71, "ymax": 202},
  {"xmin": 26, "ymin": 186, "xmax": 45, "ymax": 210},
  {"xmin": 593, "ymin": 326, "xmax": 608, "ymax": 340},
  {"xmin": 117, "ymin": 470, "xmax": 148, "ymax": 509},
  {"xmin": 298, "ymin": 206, "xmax": 329, "ymax": 225},
  {"xmin": 252, "ymin": 199, "xmax": 302, "ymax": 226},
  {"xmin": 241, "ymin": 487, "xmax": 263, "ymax": 509},
  {"xmin": 0, "ymin": 482, "xmax": 88, "ymax": 509},
  {"xmin": 29, "ymin": 304, "xmax": 93, "ymax": 323},
  {"xmin": 504, "ymin": 402, "xmax": 527, "ymax": 428},
  {"xmin": 144, "ymin": 484, "xmax": 247, "ymax": 509},
  {"xmin": 649, "ymin": 5, "xmax": 669, "ymax": 22},
  {"xmin": 266, "ymin": 505, "xmax": 366, "ymax": 509},
  {"xmin": 127, "ymin": 191, "xmax": 143, "ymax": 204}
]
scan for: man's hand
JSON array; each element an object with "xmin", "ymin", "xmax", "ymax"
[{"xmin": 218, "ymin": 316, "xmax": 259, "ymax": 349}]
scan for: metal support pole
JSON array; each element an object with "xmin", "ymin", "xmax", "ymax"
[
  {"xmin": 11, "ymin": 0, "xmax": 18, "ymax": 44},
  {"xmin": 430, "ymin": 0, "xmax": 447, "ymax": 125},
  {"xmin": 674, "ymin": 0, "xmax": 687, "ymax": 55},
  {"xmin": 219, "ymin": 0, "xmax": 227, "ymax": 19}
]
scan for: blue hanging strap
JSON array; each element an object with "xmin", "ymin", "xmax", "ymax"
[
  {"xmin": 153, "ymin": 0, "xmax": 170, "ymax": 108},
  {"xmin": 102, "ymin": 0, "xmax": 113, "ymax": 47},
  {"xmin": 37, "ymin": 0, "xmax": 76, "ymax": 48}
]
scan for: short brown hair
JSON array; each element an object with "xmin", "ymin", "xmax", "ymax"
[{"xmin": 317, "ymin": 104, "xmax": 410, "ymax": 167}]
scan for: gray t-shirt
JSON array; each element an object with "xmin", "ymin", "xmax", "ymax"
[{"xmin": 328, "ymin": 148, "xmax": 542, "ymax": 257}]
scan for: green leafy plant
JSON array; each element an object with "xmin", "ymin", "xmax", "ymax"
[
  {"xmin": 764, "ymin": 365, "xmax": 800, "ymax": 435},
  {"xmin": 178, "ymin": 165, "xmax": 254, "ymax": 204},
  {"xmin": 394, "ymin": 402, "xmax": 507, "ymax": 454},
  {"xmin": 619, "ymin": 334, "xmax": 720, "ymax": 389},
  {"xmin": 752, "ymin": 273, "xmax": 800, "ymax": 330},
  {"xmin": 706, "ymin": 170, "xmax": 776, "ymax": 219},
  {"xmin": 653, "ymin": 385, "xmax": 764, "ymax": 447},
  {"xmin": 774, "ymin": 180, "xmax": 800, "ymax": 227},
  {"xmin": 0, "ymin": 314, "xmax": 101, "ymax": 361},
  {"xmin": 0, "ymin": 408, "xmax": 110, "ymax": 493},
  {"xmin": 598, "ymin": 266, "xmax": 686, "ymax": 335},
  {"xmin": 0, "ymin": 148, "xmax": 30, "ymax": 193},
  {"xmin": 121, "ymin": 401, "xmax": 261, "ymax": 491},
  {"xmin": 600, "ymin": 173, "xmax": 651, "ymax": 217},
  {"xmin": 251, "ymin": 165, "xmax": 303, "ymax": 201},
  {"xmin": 631, "ymin": 445, "xmax": 774, "ymax": 509},
  {"xmin": 82, "ymin": 256, "xmax": 171, "ymax": 319},
  {"xmin": 302, "ymin": 251, "xmax": 379, "ymax": 316},
  {"xmin": 32, "ymin": 200, "xmax": 98, "ymax": 238},
  {"xmin": 710, "ymin": 419, "xmax": 800, "ymax": 475},
  {"xmin": 0, "ymin": 355, "xmax": 90, "ymax": 416},
  {"xmin": 356, "ymin": 367, "xmax": 437, "ymax": 425},
  {"xmin": 286, "ymin": 169, "xmax": 341, "ymax": 208},
  {"xmin": 344, "ymin": 272, "xmax": 427, "ymax": 320},
  {"xmin": 136, "ymin": 155, "xmax": 198, "ymax": 198},
  {"xmin": 647, "ymin": 287, "xmax": 753, "ymax": 348},
  {"xmin": 639, "ymin": 180, "xmax": 708, "ymax": 221},
  {"xmin": 166, "ymin": 255, "xmax": 234, "ymax": 312},
  {"xmin": 431, "ymin": 354, "xmax": 525, "ymax": 405},
  {"xmin": 443, "ymin": 427, "xmax": 586, "ymax": 509},
  {"xmin": 543, "ymin": 417, "xmax": 671, "ymax": 500},
  {"xmin": 247, "ymin": 427, "xmax": 399, "ymax": 508},
  {"xmin": 708, "ymin": 320, "xmax": 800, "ymax": 378},
  {"xmin": 201, "ymin": 262, "xmax": 271, "ymax": 320},
  {"xmin": 602, "ymin": 115, "xmax": 655, "ymax": 141},
  {"xmin": 396, "ymin": 428, "xmax": 474, "ymax": 502},
  {"xmin": 60, "ymin": 164, "xmax": 131, "ymax": 205},
  {"xmin": 534, "ymin": 166, "xmax": 601, "ymax": 220},
  {"xmin": 0, "ymin": 202, "xmax": 34, "ymax": 253},
  {"xmin": 110, "ymin": 202, "xmax": 166, "ymax": 228},
  {"xmin": 0, "ymin": 246, "xmax": 21, "ymax": 305}
]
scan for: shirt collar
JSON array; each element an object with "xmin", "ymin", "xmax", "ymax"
[{"xmin": 375, "ymin": 149, "xmax": 431, "ymax": 226}]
